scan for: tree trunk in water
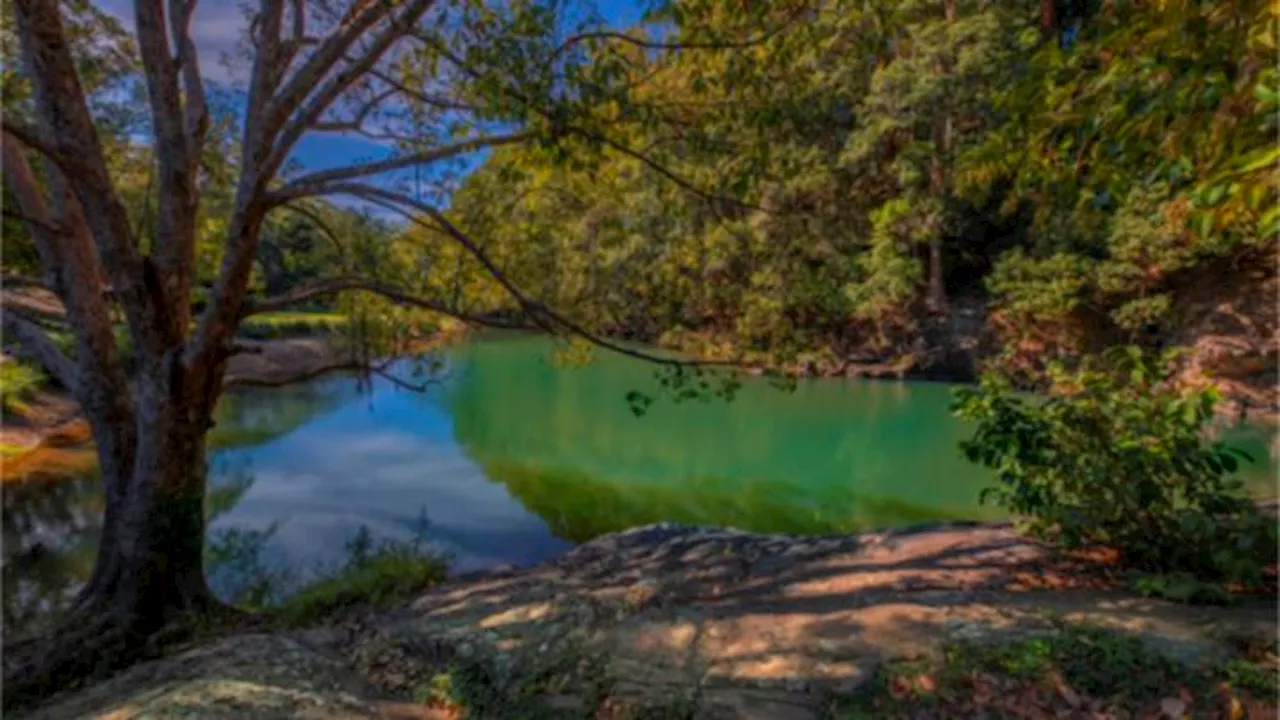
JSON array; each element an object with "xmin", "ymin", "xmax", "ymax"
[
  {"xmin": 4, "ymin": 411, "xmax": 221, "ymax": 709},
  {"xmin": 79, "ymin": 432, "xmax": 216, "ymax": 628}
]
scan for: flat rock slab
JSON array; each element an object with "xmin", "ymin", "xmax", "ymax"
[
  {"xmin": 20, "ymin": 523, "xmax": 1279, "ymax": 719},
  {"xmin": 370, "ymin": 522, "xmax": 1277, "ymax": 718},
  {"xmin": 17, "ymin": 634, "xmax": 417, "ymax": 720}
]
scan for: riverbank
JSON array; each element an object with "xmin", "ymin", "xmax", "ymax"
[
  {"xmin": 0, "ymin": 324, "xmax": 469, "ymax": 483},
  {"xmin": 656, "ymin": 267, "xmax": 1280, "ymax": 427},
  {"xmin": 15, "ymin": 519, "xmax": 1278, "ymax": 719}
]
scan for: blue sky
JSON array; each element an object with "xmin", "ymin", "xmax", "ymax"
[{"xmin": 95, "ymin": 0, "xmax": 650, "ymax": 178}]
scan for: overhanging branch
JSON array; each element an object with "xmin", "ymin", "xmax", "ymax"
[
  {"xmin": 1, "ymin": 310, "xmax": 78, "ymax": 394},
  {"xmin": 271, "ymin": 131, "xmax": 536, "ymax": 200},
  {"xmin": 241, "ymin": 275, "xmax": 533, "ymax": 330},
  {"xmin": 1, "ymin": 120, "xmax": 65, "ymax": 169},
  {"xmin": 299, "ymin": 184, "xmax": 744, "ymax": 369}
]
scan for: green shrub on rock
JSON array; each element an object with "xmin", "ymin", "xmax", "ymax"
[{"xmin": 952, "ymin": 347, "xmax": 1277, "ymax": 589}]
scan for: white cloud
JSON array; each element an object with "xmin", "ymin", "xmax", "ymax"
[{"xmin": 94, "ymin": 0, "xmax": 248, "ymax": 85}]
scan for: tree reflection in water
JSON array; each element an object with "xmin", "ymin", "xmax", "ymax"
[{"xmin": 3, "ymin": 377, "xmax": 351, "ymax": 634}]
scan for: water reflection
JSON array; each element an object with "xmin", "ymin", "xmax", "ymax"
[
  {"xmin": 445, "ymin": 338, "xmax": 1007, "ymax": 531},
  {"xmin": 4, "ymin": 336, "xmax": 1277, "ymax": 633},
  {"xmin": 2, "ymin": 472, "xmax": 101, "ymax": 631}
]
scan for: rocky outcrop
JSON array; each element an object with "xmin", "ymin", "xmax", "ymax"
[
  {"xmin": 1169, "ymin": 256, "xmax": 1279, "ymax": 425},
  {"xmin": 14, "ymin": 521, "xmax": 1280, "ymax": 719}
]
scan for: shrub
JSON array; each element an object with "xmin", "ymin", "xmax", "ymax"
[
  {"xmin": 0, "ymin": 362, "xmax": 45, "ymax": 415},
  {"xmin": 952, "ymin": 347, "xmax": 1277, "ymax": 588},
  {"xmin": 275, "ymin": 523, "xmax": 449, "ymax": 625}
]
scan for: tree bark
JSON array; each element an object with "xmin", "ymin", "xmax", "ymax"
[
  {"xmin": 79, "ymin": 409, "xmax": 216, "ymax": 627},
  {"xmin": 1040, "ymin": 0, "xmax": 1057, "ymax": 36},
  {"xmin": 3, "ymin": 395, "xmax": 220, "ymax": 709}
]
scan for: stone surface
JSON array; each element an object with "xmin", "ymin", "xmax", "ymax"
[{"xmin": 19, "ymin": 522, "xmax": 1279, "ymax": 719}]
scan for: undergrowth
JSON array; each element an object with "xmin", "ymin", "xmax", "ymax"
[
  {"xmin": 236, "ymin": 312, "xmax": 349, "ymax": 340},
  {"xmin": 0, "ymin": 362, "xmax": 45, "ymax": 416},
  {"xmin": 954, "ymin": 347, "xmax": 1278, "ymax": 601},
  {"xmin": 205, "ymin": 514, "xmax": 449, "ymax": 626},
  {"xmin": 832, "ymin": 623, "xmax": 1279, "ymax": 719}
]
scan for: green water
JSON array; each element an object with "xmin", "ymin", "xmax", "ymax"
[
  {"xmin": 4, "ymin": 335, "xmax": 1276, "ymax": 630},
  {"xmin": 449, "ymin": 339, "xmax": 1007, "ymax": 539},
  {"xmin": 446, "ymin": 337, "xmax": 1276, "ymax": 541}
]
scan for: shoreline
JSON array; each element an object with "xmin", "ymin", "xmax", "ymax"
[{"xmin": 19, "ymin": 515, "xmax": 1279, "ymax": 719}]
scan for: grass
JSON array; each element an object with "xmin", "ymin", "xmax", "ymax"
[
  {"xmin": 236, "ymin": 312, "xmax": 349, "ymax": 340},
  {"xmin": 275, "ymin": 540, "xmax": 449, "ymax": 625},
  {"xmin": 206, "ymin": 520, "xmax": 451, "ymax": 627},
  {"xmin": 831, "ymin": 623, "xmax": 1279, "ymax": 719},
  {"xmin": 409, "ymin": 639, "xmax": 619, "ymax": 720},
  {"xmin": 1, "ymin": 362, "xmax": 45, "ymax": 416}
]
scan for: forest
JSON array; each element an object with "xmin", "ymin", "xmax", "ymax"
[
  {"xmin": 7, "ymin": 1, "xmax": 1275, "ymax": 388},
  {"xmin": 1, "ymin": 0, "xmax": 1277, "ymax": 716}
]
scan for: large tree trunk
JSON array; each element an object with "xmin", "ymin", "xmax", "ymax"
[
  {"xmin": 78, "ymin": 416, "xmax": 217, "ymax": 626},
  {"xmin": 3, "ymin": 391, "xmax": 223, "ymax": 710}
]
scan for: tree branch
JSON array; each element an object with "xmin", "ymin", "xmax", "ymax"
[
  {"xmin": 262, "ymin": 0, "xmax": 414, "ymax": 153},
  {"xmin": 13, "ymin": 0, "xmax": 164, "ymax": 359},
  {"xmin": 1, "ymin": 118, "xmax": 64, "ymax": 168},
  {"xmin": 311, "ymin": 184, "xmax": 743, "ymax": 369},
  {"xmin": 363, "ymin": 66, "xmax": 481, "ymax": 113},
  {"xmin": 223, "ymin": 358, "xmax": 366, "ymax": 389},
  {"xmin": 1, "ymin": 273, "xmax": 49, "ymax": 290},
  {"xmin": 309, "ymin": 88, "xmax": 396, "ymax": 133},
  {"xmin": 272, "ymin": 131, "xmax": 536, "ymax": 202},
  {"xmin": 171, "ymin": 0, "xmax": 210, "ymax": 159},
  {"xmin": 1, "ymin": 310, "xmax": 78, "ymax": 394},
  {"xmin": 240, "ymin": 275, "xmax": 533, "ymax": 329},
  {"xmin": 277, "ymin": 201, "xmax": 347, "ymax": 261},
  {"xmin": 546, "ymin": 4, "xmax": 809, "ymax": 66},
  {"xmin": 265, "ymin": 0, "xmax": 438, "ymax": 177}
]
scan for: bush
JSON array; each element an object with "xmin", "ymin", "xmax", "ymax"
[
  {"xmin": 0, "ymin": 362, "xmax": 45, "ymax": 415},
  {"xmin": 276, "ymin": 523, "xmax": 450, "ymax": 625},
  {"xmin": 952, "ymin": 347, "xmax": 1277, "ymax": 589}
]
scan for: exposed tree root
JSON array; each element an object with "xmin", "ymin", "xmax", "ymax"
[{"xmin": 2, "ymin": 595, "xmax": 251, "ymax": 714}]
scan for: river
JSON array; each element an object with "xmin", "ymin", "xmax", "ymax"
[{"xmin": 4, "ymin": 335, "xmax": 1276, "ymax": 630}]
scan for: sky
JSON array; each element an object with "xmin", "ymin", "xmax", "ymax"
[{"xmin": 93, "ymin": 0, "xmax": 650, "ymax": 178}]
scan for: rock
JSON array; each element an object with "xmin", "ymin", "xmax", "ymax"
[
  {"xmin": 294, "ymin": 627, "xmax": 347, "ymax": 649},
  {"xmin": 829, "ymin": 660, "xmax": 880, "ymax": 697},
  {"xmin": 541, "ymin": 694, "xmax": 586, "ymax": 713}
]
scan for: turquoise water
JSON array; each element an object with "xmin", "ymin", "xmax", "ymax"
[{"xmin": 4, "ymin": 335, "xmax": 1276, "ymax": 627}]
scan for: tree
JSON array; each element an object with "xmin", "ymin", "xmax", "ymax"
[{"xmin": 2, "ymin": 0, "xmax": 785, "ymax": 698}]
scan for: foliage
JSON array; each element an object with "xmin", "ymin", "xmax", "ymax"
[
  {"xmin": 431, "ymin": 0, "xmax": 1276, "ymax": 380},
  {"xmin": 274, "ymin": 519, "xmax": 450, "ymax": 625},
  {"xmin": 835, "ymin": 623, "xmax": 1279, "ymax": 718},
  {"xmin": 204, "ymin": 523, "xmax": 295, "ymax": 609},
  {"xmin": 236, "ymin": 312, "xmax": 349, "ymax": 340},
  {"xmin": 953, "ymin": 347, "xmax": 1277, "ymax": 587},
  {"xmin": 0, "ymin": 362, "xmax": 45, "ymax": 416}
]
